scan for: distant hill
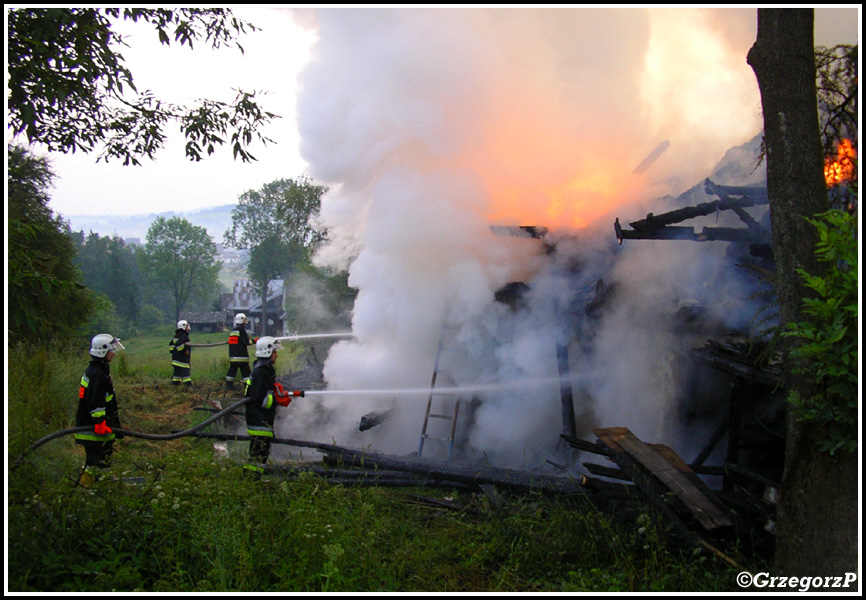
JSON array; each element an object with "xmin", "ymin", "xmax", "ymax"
[{"xmin": 64, "ymin": 204, "xmax": 236, "ymax": 244}]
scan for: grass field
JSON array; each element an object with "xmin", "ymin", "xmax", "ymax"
[{"xmin": 7, "ymin": 334, "xmax": 766, "ymax": 592}]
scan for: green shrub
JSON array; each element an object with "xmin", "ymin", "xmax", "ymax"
[{"xmin": 784, "ymin": 208, "xmax": 858, "ymax": 454}]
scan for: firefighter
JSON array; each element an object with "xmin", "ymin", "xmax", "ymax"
[
  {"xmin": 169, "ymin": 320, "xmax": 192, "ymax": 387},
  {"xmin": 243, "ymin": 336, "xmax": 302, "ymax": 478},
  {"xmin": 225, "ymin": 312, "xmax": 256, "ymax": 390},
  {"xmin": 75, "ymin": 333, "xmax": 125, "ymax": 487}
]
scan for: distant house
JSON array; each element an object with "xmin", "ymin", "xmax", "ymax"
[
  {"xmin": 179, "ymin": 311, "xmax": 227, "ymax": 333},
  {"xmin": 227, "ymin": 279, "xmax": 286, "ymax": 337}
]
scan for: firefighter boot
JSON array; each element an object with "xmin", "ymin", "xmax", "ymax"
[
  {"xmin": 226, "ymin": 380, "xmax": 235, "ymax": 391},
  {"xmin": 77, "ymin": 469, "xmax": 97, "ymax": 488}
]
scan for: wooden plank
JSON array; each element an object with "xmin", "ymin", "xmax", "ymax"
[
  {"xmin": 595, "ymin": 427, "xmax": 732, "ymax": 531},
  {"xmin": 650, "ymin": 444, "xmax": 734, "ymax": 524},
  {"xmin": 591, "ymin": 429, "xmax": 698, "ymax": 545}
]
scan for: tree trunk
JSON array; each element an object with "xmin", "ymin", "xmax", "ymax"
[{"xmin": 746, "ymin": 8, "xmax": 858, "ymax": 576}]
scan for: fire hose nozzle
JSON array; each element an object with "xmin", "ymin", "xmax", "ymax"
[{"xmin": 292, "ymin": 390, "xmax": 305, "ymax": 397}]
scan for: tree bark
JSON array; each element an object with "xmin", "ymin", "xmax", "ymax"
[{"xmin": 747, "ymin": 8, "xmax": 858, "ymax": 576}]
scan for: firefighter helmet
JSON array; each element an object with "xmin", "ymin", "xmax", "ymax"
[
  {"xmin": 177, "ymin": 320, "xmax": 190, "ymax": 330},
  {"xmin": 90, "ymin": 334, "xmax": 124, "ymax": 358},
  {"xmin": 255, "ymin": 336, "xmax": 284, "ymax": 358},
  {"xmin": 234, "ymin": 313, "xmax": 247, "ymax": 325}
]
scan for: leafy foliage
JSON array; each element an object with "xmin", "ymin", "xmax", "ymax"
[
  {"xmin": 139, "ymin": 217, "xmax": 221, "ymax": 322},
  {"xmin": 224, "ymin": 177, "xmax": 329, "ymax": 332},
  {"xmin": 784, "ymin": 209, "xmax": 858, "ymax": 454},
  {"xmin": 224, "ymin": 176, "xmax": 328, "ymax": 252},
  {"xmin": 72, "ymin": 232, "xmax": 144, "ymax": 330},
  {"xmin": 7, "ymin": 144, "xmax": 95, "ymax": 342},
  {"xmin": 7, "ymin": 7, "xmax": 278, "ymax": 165}
]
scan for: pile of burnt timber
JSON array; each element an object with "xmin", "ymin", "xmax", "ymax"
[
  {"xmin": 692, "ymin": 340, "xmax": 782, "ymax": 388},
  {"xmin": 190, "ymin": 430, "xmax": 585, "ymax": 496},
  {"xmin": 563, "ymin": 427, "xmax": 776, "ymax": 558},
  {"xmin": 614, "ymin": 179, "xmax": 770, "ymax": 245}
]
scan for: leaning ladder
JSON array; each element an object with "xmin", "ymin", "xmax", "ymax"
[{"xmin": 417, "ymin": 329, "xmax": 460, "ymax": 461}]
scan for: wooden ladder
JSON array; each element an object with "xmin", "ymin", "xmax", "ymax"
[{"xmin": 417, "ymin": 328, "xmax": 460, "ymax": 461}]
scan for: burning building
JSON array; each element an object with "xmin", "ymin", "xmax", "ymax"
[{"xmin": 267, "ymin": 9, "xmax": 848, "ymax": 494}]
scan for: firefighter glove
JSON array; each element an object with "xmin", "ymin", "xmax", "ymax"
[
  {"xmin": 94, "ymin": 421, "xmax": 113, "ymax": 435},
  {"xmin": 274, "ymin": 382, "xmax": 291, "ymax": 407}
]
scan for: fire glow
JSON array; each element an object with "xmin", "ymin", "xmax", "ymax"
[{"xmin": 824, "ymin": 139, "xmax": 856, "ymax": 187}]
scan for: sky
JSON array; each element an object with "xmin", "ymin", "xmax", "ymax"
[
  {"xmin": 31, "ymin": 7, "xmax": 317, "ymax": 219},
  {"xmin": 22, "ymin": 6, "xmax": 859, "ymax": 225}
]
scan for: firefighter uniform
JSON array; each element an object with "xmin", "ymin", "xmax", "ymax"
[
  {"xmin": 75, "ymin": 357, "xmax": 122, "ymax": 480},
  {"xmin": 169, "ymin": 326, "xmax": 192, "ymax": 386},
  {"xmin": 225, "ymin": 322, "xmax": 253, "ymax": 389},
  {"xmin": 244, "ymin": 357, "xmax": 279, "ymax": 476}
]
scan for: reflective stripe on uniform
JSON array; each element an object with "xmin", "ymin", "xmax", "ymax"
[
  {"xmin": 246, "ymin": 425, "xmax": 274, "ymax": 437},
  {"xmin": 262, "ymin": 391, "xmax": 274, "ymax": 410},
  {"xmin": 172, "ymin": 360, "xmax": 190, "ymax": 369}
]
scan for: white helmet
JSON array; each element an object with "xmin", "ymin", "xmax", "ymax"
[
  {"xmin": 255, "ymin": 336, "xmax": 284, "ymax": 358},
  {"xmin": 177, "ymin": 320, "xmax": 190, "ymax": 330},
  {"xmin": 234, "ymin": 313, "xmax": 247, "ymax": 325},
  {"xmin": 90, "ymin": 334, "xmax": 124, "ymax": 358}
]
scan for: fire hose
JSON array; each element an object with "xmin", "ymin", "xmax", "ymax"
[
  {"xmin": 15, "ymin": 386, "xmax": 307, "ymax": 467},
  {"xmin": 13, "ymin": 396, "xmax": 251, "ymax": 467}
]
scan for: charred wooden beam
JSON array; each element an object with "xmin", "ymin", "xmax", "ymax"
[
  {"xmin": 592, "ymin": 428, "xmax": 700, "ymax": 546},
  {"xmin": 722, "ymin": 461, "xmax": 780, "ymax": 490},
  {"xmin": 650, "ymin": 443, "xmax": 734, "ymax": 525},
  {"xmin": 614, "ymin": 179, "xmax": 770, "ymax": 245},
  {"xmin": 690, "ymin": 406, "xmax": 730, "ymax": 467},
  {"xmin": 632, "ymin": 141, "xmax": 670, "ymax": 174},
  {"xmin": 629, "ymin": 187, "xmax": 767, "ymax": 231},
  {"xmin": 560, "ymin": 434, "xmax": 611, "ymax": 457},
  {"xmin": 692, "ymin": 346, "xmax": 783, "ymax": 387},
  {"xmin": 322, "ymin": 447, "xmax": 585, "ymax": 496},
  {"xmin": 359, "ymin": 409, "xmax": 393, "ymax": 431},
  {"xmin": 595, "ymin": 427, "xmax": 733, "ymax": 531},
  {"xmin": 615, "ymin": 221, "xmax": 768, "ymax": 243},
  {"xmin": 583, "ymin": 462, "xmax": 630, "ymax": 481},
  {"xmin": 556, "ymin": 340, "xmax": 577, "ymax": 439},
  {"xmin": 702, "ymin": 179, "xmax": 769, "ymax": 204},
  {"xmin": 187, "ymin": 431, "xmax": 350, "ymax": 454}
]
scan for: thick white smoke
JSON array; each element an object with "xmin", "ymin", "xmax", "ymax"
[{"xmin": 280, "ymin": 7, "xmax": 766, "ymax": 467}]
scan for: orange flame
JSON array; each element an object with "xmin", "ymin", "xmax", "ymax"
[{"xmin": 824, "ymin": 139, "xmax": 856, "ymax": 188}]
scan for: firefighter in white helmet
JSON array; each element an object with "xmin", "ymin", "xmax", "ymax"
[
  {"xmin": 225, "ymin": 313, "xmax": 256, "ymax": 390},
  {"xmin": 243, "ymin": 336, "xmax": 303, "ymax": 478},
  {"xmin": 75, "ymin": 334, "xmax": 125, "ymax": 487},
  {"xmin": 169, "ymin": 319, "xmax": 192, "ymax": 387}
]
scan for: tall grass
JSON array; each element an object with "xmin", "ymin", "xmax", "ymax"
[{"xmin": 8, "ymin": 336, "xmax": 764, "ymax": 592}]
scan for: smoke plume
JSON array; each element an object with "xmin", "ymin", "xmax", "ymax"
[{"xmin": 280, "ymin": 7, "xmax": 765, "ymax": 468}]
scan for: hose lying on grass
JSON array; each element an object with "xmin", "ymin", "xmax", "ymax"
[{"xmin": 13, "ymin": 397, "xmax": 252, "ymax": 468}]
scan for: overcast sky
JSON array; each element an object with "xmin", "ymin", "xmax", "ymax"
[{"xmin": 18, "ymin": 7, "xmax": 861, "ymax": 221}]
